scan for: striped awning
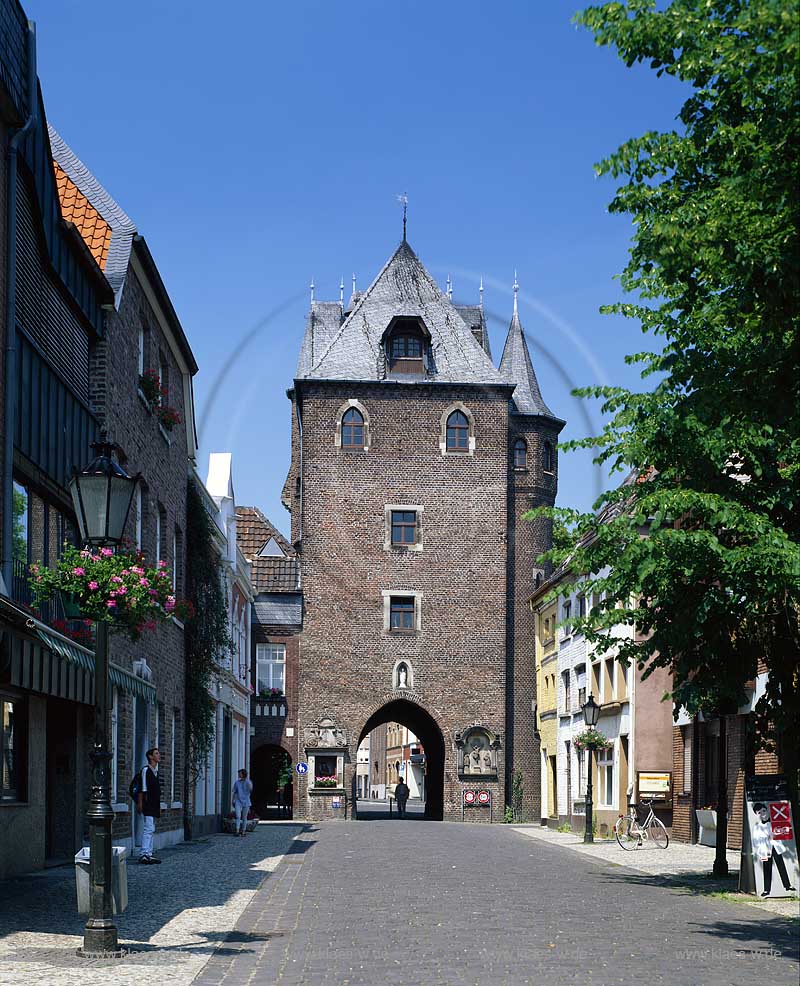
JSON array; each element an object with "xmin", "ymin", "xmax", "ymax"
[
  {"xmin": 33, "ymin": 626, "xmax": 156, "ymax": 704},
  {"xmin": 109, "ymin": 662, "xmax": 156, "ymax": 704},
  {"xmin": 34, "ymin": 626, "xmax": 95, "ymax": 672}
]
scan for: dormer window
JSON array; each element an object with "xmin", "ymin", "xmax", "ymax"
[{"xmin": 386, "ymin": 317, "xmax": 428, "ymax": 375}]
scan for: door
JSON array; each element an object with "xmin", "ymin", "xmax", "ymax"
[
  {"xmin": 45, "ymin": 700, "xmax": 78, "ymax": 863},
  {"xmin": 221, "ymin": 712, "xmax": 232, "ymax": 820}
]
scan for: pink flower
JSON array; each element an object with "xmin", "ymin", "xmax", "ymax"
[
  {"xmin": 139, "ymin": 578, "xmax": 149, "ymax": 587},
  {"xmin": 100, "ymin": 548, "xmax": 113, "ymax": 557},
  {"xmin": 72, "ymin": 567, "xmax": 85, "ymax": 576},
  {"xmin": 116, "ymin": 586, "xmax": 128, "ymax": 595},
  {"xmin": 158, "ymin": 559, "xmax": 167, "ymax": 568},
  {"xmin": 30, "ymin": 564, "xmax": 39, "ymax": 573},
  {"xmin": 149, "ymin": 589, "xmax": 158, "ymax": 597},
  {"xmin": 88, "ymin": 581, "xmax": 99, "ymax": 590},
  {"xmin": 111, "ymin": 576, "xmax": 122, "ymax": 584},
  {"xmin": 131, "ymin": 566, "xmax": 144, "ymax": 575},
  {"xmin": 106, "ymin": 600, "xmax": 117, "ymax": 608},
  {"xmin": 165, "ymin": 596, "xmax": 176, "ymax": 612},
  {"xmin": 121, "ymin": 569, "xmax": 130, "ymax": 576}
]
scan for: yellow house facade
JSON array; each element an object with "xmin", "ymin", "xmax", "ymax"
[{"xmin": 533, "ymin": 592, "xmax": 560, "ymax": 824}]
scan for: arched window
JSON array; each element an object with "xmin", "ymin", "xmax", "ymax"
[
  {"xmin": 543, "ymin": 440, "xmax": 554, "ymax": 473},
  {"xmin": 446, "ymin": 410, "xmax": 469, "ymax": 451},
  {"xmin": 342, "ymin": 408, "xmax": 365, "ymax": 449},
  {"xmin": 513, "ymin": 438, "xmax": 527, "ymax": 469}
]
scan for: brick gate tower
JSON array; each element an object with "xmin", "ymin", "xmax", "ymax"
[{"xmin": 282, "ymin": 240, "xmax": 564, "ymax": 821}]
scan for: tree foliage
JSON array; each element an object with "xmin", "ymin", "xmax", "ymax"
[
  {"xmin": 533, "ymin": 1, "xmax": 799, "ymax": 761},
  {"xmin": 184, "ymin": 481, "xmax": 232, "ymax": 791}
]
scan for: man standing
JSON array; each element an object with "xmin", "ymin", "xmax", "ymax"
[
  {"xmin": 395, "ymin": 777, "xmax": 410, "ymax": 818},
  {"xmin": 137, "ymin": 747, "xmax": 162, "ymax": 864}
]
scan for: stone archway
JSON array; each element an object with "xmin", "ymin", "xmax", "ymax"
[
  {"xmin": 357, "ymin": 697, "xmax": 446, "ymax": 821},
  {"xmin": 250, "ymin": 742, "xmax": 293, "ymax": 819}
]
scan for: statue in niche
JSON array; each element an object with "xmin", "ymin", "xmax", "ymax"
[
  {"xmin": 456, "ymin": 726, "xmax": 499, "ymax": 776},
  {"xmin": 397, "ymin": 663, "xmax": 408, "ymax": 689}
]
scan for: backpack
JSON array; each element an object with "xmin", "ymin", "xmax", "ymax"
[{"xmin": 129, "ymin": 768, "xmax": 144, "ymax": 800}]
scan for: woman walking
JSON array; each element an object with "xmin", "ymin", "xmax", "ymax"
[{"xmin": 232, "ymin": 769, "xmax": 254, "ymax": 837}]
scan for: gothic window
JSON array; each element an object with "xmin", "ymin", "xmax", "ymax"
[
  {"xmin": 342, "ymin": 408, "xmax": 365, "ymax": 449},
  {"xmin": 446, "ymin": 411, "xmax": 469, "ymax": 451},
  {"xmin": 336, "ymin": 400, "xmax": 371, "ymax": 451},
  {"xmin": 513, "ymin": 438, "xmax": 527, "ymax": 469},
  {"xmin": 543, "ymin": 440, "xmax": 554, "ymax": 473}
]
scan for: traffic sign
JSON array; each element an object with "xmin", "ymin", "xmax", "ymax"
[
  {"xmin": 478, "ymin": 790, "xmax": 490, "ymax": 805},
  {"xmin": 295, "ymin": 762, "xmax": 309, "ymax": 775},
  {"xmin": 463, "ymin": 790, "xmax": 476, "ymax": 805}
]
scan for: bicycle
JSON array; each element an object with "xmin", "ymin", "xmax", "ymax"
[{"xmin": 614, "ymin": 799, "xmax": 670, "ymax": 850}]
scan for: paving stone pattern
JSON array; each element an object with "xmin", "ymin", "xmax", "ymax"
[
  {"xmin": 0, "ymin": 822, "xmax": 302, "ymax": 986},
  {"xmin": 196, "ymin": 820, "xmax": 799, "ymax": 986}
]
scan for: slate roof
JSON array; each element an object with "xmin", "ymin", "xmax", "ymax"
[
  {"xmin": 253, "ymin": 592, "xmax": 302, "ymax": 628},
  {"xmin": 454, "ymin": 304, "xmax": 492, "ymax": 361},
  {"xmin": 236, "ymin": 506, "xmax": 294, "ymax": 559},
  {"xmin": 49, "ymin": 126, "xmax": 137, "ymax": 306},
  {"xmin": 296, "ymin": 241, "xmax": 508, "ymax": 386},
  {"xmin": 499, "ymin": 310, "xmax": 561, "ymax": 420}
]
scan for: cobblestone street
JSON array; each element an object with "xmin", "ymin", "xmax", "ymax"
[{"xmin": 194, "ymin": 820, "xmax": 799, "ymax": 986}]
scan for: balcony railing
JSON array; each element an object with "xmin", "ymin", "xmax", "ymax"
[
  {"xmin": 252, "ymin": 694, "xmax": 288, "ymax": 718},
  {"xmin": 12, "ymin": 558, "xmax": 66, "ymax": 625}
]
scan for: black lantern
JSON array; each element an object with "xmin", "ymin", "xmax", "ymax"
[
  {"xmin": 582, "ymin": 692, "xmax": 600, "ymax": 727},
  {"xmin": 69, "ymin": 441, "xmax": 138, "ymax": 547}
]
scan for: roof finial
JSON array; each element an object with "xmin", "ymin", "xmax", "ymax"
[
  {"xmin": 397, "ymin": 192, "xmax": 408, "ymax": 241},
  {"xmin": 352, "ymin": 272, "xmax": 357, "ymax": 296},
  {"xmin": 479, "ymin": 276, "xmax": 484, "ymax": 309},
  {"xmin": 310, "ymin": 277, "xmax": 315, "ymax": 304},
  {"xmin": 513, "ymin": 269, "xmax": 519, "ymax": 315},
  {"xmin": 446, "ymin": 275, "xmax": 453, "ymax": 301},
  {"xmin": 339, "ymin": 276, "xmax": 344, "ymax": 308}
]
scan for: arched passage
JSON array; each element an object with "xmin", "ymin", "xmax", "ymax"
[
  {"xmin": 357, "ymin": 698, "xmax": 446, "ymax": 821},
  {"xmin": 250, "ymin": 743, "xmax": 293, "ymax": 819}
]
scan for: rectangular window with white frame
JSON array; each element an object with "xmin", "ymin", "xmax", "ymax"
[
  {"xmin": 681, "ymin": 724, "xmax": 693, "ymax": 793},
  {"xmin": 598, "ymin": 742, "xmax": 615, "ymax": 808},
  {"xmin": 170, "ymin": 710, "xmax": 176, "ymax": 803},
  {"xmin": 256, "ymin": 643, "xmax": 286, "ymax": 695}
]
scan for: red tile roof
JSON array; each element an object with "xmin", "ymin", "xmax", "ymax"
[{"xmin": 53, "ymin": 162, "xmax": 112, "ymax": 270}]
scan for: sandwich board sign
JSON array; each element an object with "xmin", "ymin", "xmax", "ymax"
[{"xmin": 739, "ymin": 774, "xmax": 799, "ymax": 898}]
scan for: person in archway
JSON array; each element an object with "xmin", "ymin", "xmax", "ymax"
[
  {"xmin": 232, "ymin": 769, "xmax": 253, "ymax": 837},
  {"xmin": 395, "ymin": 777, "xmax": 410, "ymax": 818}
]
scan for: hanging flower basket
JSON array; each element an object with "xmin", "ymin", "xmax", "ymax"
[
  {"xmin": 573, "ymin": 727, "xmax": 613, "ymax": 751},
  {"xmin": 31, "ymin": 544, "xmax": 193, "ymax": 642},
  {"xmin": 61, "ymin": 592, "xmax": 82, "ymax": 619}
]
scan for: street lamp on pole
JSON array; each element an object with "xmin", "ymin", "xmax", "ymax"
[
  {"xmin": 581, "ymin": 693, "xmax": 600, "ymax": 845},
  {"xmin": 70, "ymin": 440, "xmax": 138, "ymax": 959}
]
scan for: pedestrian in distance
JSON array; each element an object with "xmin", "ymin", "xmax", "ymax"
[
  {"xmin": 232, "ymin": 769, "xmax": 254, "ymax": 837},
  {"xmin": 136, "ymin": 747, "xmax": 162, "ymax": 864},
  {"xmin": 395, "ymin": 777, "xmax": 410, "ymax": 818}
]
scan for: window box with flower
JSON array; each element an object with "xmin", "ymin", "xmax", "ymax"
[
  {"xmin": 313, "ymin": 776, "xmax": 338, "ymax": 789},
  {"xmin": 30, "ymin": 544, "xmax": 194, "ymax": 642},
  {"xmin": 572, "ymin": 727, "xmax": 613, "ymax": 752},
  {"xmin": 138, "ymin": 368, "xmax": 182, "ymax": 433}
]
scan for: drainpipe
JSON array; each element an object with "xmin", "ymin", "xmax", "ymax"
[{"xmin": 2, "ymin": 22, "xmax": 38, "ymax": 594}]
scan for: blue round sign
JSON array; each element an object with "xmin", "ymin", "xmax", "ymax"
[{"xmin": 295, "ymin": 762, "xmax": 309, "ymax": 775}]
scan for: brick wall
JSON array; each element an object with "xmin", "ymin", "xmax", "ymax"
[
  {"xmin": 295, "ymin": 381, "xmax": 510, "ymax": 821},
  {"xmin": 93, "ymin": 264, "xmax": 190, "ymax": 842},
  {"xmin": 508, "ymin": 416, "xmax": 558, "ymax": 820}
]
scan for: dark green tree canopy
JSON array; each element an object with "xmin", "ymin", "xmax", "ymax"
[{"xmin": 534, "ymin": 0, "xmax": 799, "ymax": 753}]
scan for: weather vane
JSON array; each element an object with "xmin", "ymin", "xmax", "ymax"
[{"xmin": 396, "ymin": 192, "xmax": 408, "ymax": 241}]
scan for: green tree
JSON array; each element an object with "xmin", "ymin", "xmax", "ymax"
[{"xmin": 533, "ymin": 0, "xmax": 799, "ymax": 861}]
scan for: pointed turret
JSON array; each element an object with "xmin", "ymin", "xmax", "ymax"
[{"xmin": 499, "ymin": 281, "xmax": 558, "ymax": 419}]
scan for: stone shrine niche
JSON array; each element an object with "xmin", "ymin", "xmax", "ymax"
[
  {"xmin": 392, "ymin": 659, "xmax": 413, "ymax": 690},
  {"xmin": 455, "ymin": 726, "xmax": 500, "ymax": 778}
]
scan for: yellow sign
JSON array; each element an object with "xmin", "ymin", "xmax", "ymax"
[{"xmin": 638, "ymin": 772, "xmax": 672, "ymax": 800}]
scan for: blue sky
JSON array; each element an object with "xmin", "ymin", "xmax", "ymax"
[{"xmin": 26, "ymin": 1, "xmax": 686, "ymax": 533}]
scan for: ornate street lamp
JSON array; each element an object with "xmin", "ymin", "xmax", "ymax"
[
  {"xmin": 581, "ymin": 693, "xmax": 600, "ymax": 844},
  {"xmin": 71, "ymin": 441, "xmax": 137, "ymax": 959}
]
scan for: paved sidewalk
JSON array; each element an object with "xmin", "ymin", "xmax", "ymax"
[
  {"xmin": 0, "ymin": 821, "xmax": 302, "ymax": 986},
  {"xmin": 512, "ymin": 825, "xmax": 800, "ymax": 919}
]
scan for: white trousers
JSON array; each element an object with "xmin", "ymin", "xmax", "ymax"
[
  {"xmin": 140, "ymin": 814, "xmax": 156, "ymax": 857},
  {"xmin": 234, "ymin": 801, "xmax": 249, "ymax": 832}
]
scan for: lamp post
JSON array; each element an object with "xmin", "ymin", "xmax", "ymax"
[
  {"xmin": 70, "ymin": 440, "xmax": 138, "ymax": 959},
  {"xmin": 581, "ymin": 693, "xmax": 600, "ymax": 844}
]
